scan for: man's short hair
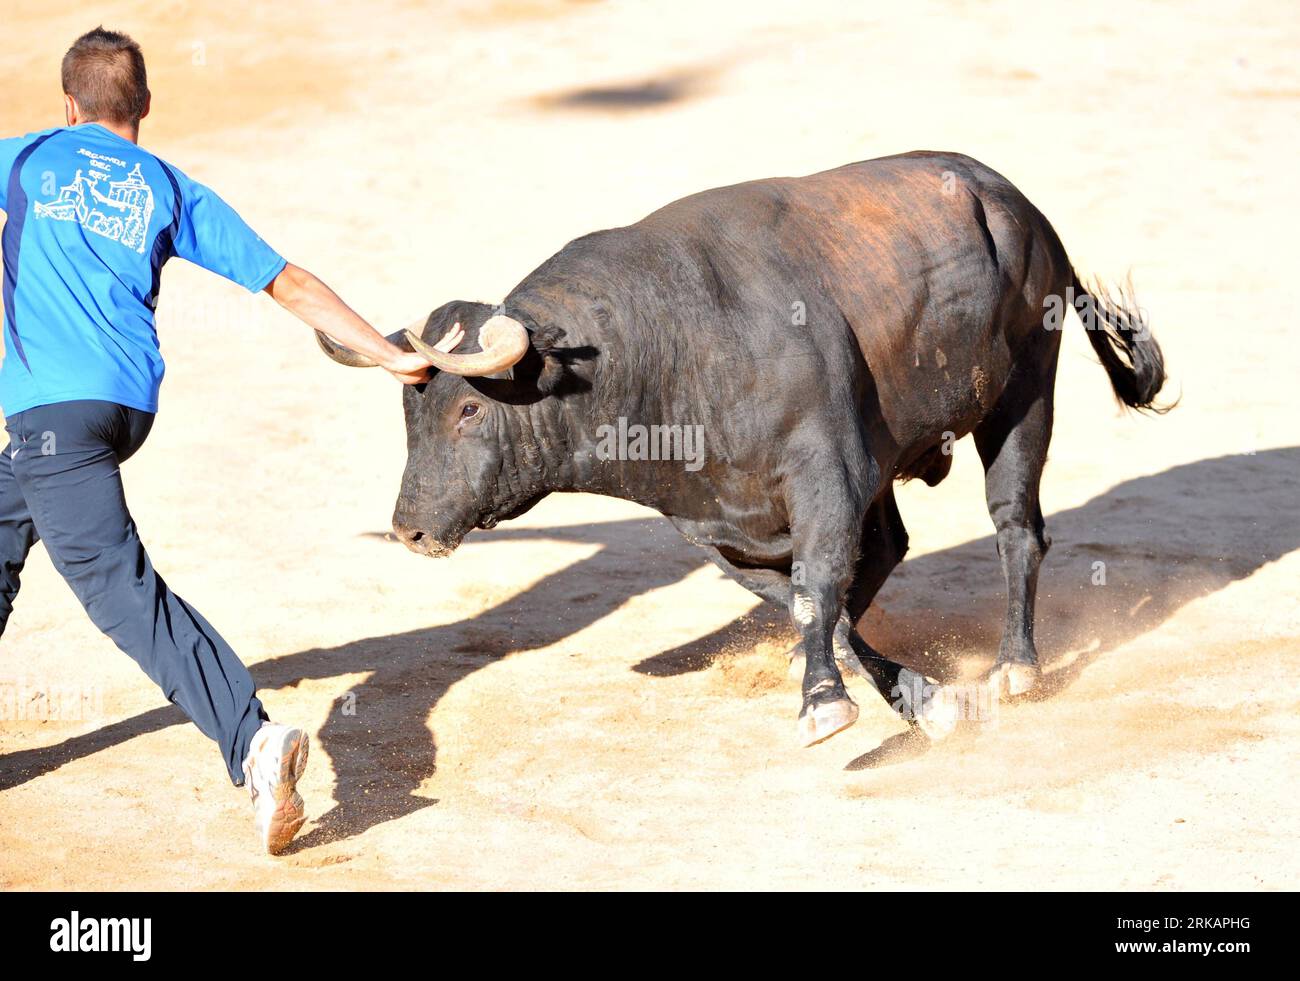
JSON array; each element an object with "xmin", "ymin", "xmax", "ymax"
[{"xmin": 61, "ymin": 27, "xmax": 149, "ymax": 126}]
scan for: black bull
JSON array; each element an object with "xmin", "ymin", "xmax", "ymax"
[{"xmin": 319, "ymin": 151, "xmax": 1167, "ymax": 746}]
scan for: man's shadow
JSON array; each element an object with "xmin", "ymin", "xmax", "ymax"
[
  {"xmin": 0, "ymin": 514, "xmax": 711, "ymax": 848},
  {"xmin": 2, "ymin": 449, "xmax": 1296, "ymax": 848}
]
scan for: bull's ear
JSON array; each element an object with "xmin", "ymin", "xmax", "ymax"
[{"xmin": 531, "ymin": 325, "xmax": 568, "ymax": 394}]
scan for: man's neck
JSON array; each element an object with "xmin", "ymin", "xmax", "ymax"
[{"xmin": 75, "ymin": 119, "xmax": 139, "ymax": 144}]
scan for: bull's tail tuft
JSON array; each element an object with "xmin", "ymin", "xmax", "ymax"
[{"xmin": 1072, "ymin": 272, "xmax": 1172, "ymax": 413}]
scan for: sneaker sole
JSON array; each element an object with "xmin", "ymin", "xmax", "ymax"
[{"xmin": 263, "ymin": 730, "xmax": 310, "ymax": 855}]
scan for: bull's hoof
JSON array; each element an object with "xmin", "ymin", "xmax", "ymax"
[
  {"xmin": 985, "ymin": 660, "xmax": 1041, "ymax": 699},
  {"xmin": 897, "ymin": 668, "xmax": 960, "ymax": 742},
  {"xmin": 798, "ymin": 694, "xmax": 859, "ymax": 747}
]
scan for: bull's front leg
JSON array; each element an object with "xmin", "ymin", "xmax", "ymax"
[{"xmin": 789, "ymin": 480, "xmax": 868, "ymax": 747}]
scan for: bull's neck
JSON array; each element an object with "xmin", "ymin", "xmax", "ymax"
[
  {"xmin": 551, "ymin": 390, "xmax": 708, "ymax": 515},
  {"xmin": 508, "ymin": 287, "xmax": 699, "ymax": 514}
]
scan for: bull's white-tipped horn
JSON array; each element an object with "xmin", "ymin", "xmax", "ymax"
[
  {"xmin": 314, "ymin": 330, "xmax": 377, "ymax": 367},
  {"xmin": 314, "ymin": 321, "xmax": 423, "ymax": 368},
  {"xmin": 405, "ymin": 315, "xmax": 529, "ymax": 376}
]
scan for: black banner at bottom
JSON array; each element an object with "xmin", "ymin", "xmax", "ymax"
[{"xmin": 0, "ymin": 889, "xmax": 1286, "ymax": 966}]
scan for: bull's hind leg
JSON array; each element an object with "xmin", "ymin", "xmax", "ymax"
[{"xmin": 973, "ymin": 349, "xmax": 1059, "ymax": 698}]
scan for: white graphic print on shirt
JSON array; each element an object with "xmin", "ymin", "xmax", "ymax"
[{"xmin": 33, "ymin": 148, "xmax": 156, "ymax": 255}]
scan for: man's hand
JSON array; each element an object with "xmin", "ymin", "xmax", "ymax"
[
  {"xmin": 266, "ymin": 263, "xmax": 464, "ymax": 385},
  {"xmin": 384, "ymin": 322, "xmax": 464, "ymax": 385}
]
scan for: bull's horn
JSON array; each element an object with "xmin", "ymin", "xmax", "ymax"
[
  {"xmin": 314, "ymin": 322, "xmax": 420, "ymax": 367},
  {"xmin": 405, "ymin": 315, "xmax": 529, "ymax": 377}
]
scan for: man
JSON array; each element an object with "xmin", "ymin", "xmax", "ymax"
[{"xmin": 0, "ymin": 27, "xmax": 462, "ymax": 853}]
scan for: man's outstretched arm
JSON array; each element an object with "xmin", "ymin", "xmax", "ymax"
[{"xmin": 265, "ymin": 263, "xmax": 463, "ymax": 385}]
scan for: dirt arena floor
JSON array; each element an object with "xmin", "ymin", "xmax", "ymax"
[{"xmin": 1, "ymin": 0, "xmax": 1297, "ymax": 890}]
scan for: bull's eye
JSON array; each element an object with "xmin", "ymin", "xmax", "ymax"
[{"xmin": 460, "ymin": 402, "xmax": 481, "ymax": 420}]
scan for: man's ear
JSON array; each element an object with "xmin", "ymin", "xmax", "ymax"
[
  {"xmin": 531, "ymin": 325, "xmax": 568, "ymax": 394},
  {"xmin": 64, "ymin": 95, "xmax": 78, "ymax": 126},
  {"xmin": 140, "ymin": 91, "xmax": 152, "ymax": 122}
]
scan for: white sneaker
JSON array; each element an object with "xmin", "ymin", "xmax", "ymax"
[{"xmin": 241, "ymin": 723, "xmax": 310, "ymax": 854}]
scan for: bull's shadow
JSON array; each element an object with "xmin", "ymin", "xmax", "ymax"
[
  {"xmin": 1, "ymin": 448, "xmax": 1295, "ymax": 848},
  {"xmin": 643, "ymin": 448, "xmax": 1300, "ymax": 685},
  {"xmin": 0, "ymin": 514, "xmax": 711, "ymax": 847}
]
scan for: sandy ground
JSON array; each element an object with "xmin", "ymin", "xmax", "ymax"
[{"xmin": 1, "ymin": 0, "xmax": 1298, "ymax": 890}]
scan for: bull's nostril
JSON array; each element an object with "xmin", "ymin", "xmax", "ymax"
[{"xmin": 393, "ymin": 523, "xmax": 433, "ymax": 555}]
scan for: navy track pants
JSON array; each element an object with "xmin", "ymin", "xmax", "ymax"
[{"xmin": 0, "ymin": 399, "xmax": 265, "ymax": 784}]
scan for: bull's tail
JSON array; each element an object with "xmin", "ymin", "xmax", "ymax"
[{"xmin": 1071, "ymin": 272, "xmax": 1171, "ymax": 413}]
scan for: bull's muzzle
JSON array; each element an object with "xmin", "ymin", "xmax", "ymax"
[{"xmin": 392, "ymin": 521, "xmax": 455, "ymax": 558}]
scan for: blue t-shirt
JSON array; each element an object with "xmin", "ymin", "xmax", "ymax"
[{"xmin": 0, "ymin": 123, "xmax": 285, "ymax": 415}]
